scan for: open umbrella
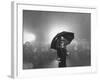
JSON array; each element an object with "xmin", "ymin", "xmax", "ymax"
[{"xmin": 50, "ymin": 31, "xmax": 74, "ymax": 50}]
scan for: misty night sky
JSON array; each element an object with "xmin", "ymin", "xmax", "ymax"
[{"xmin": 23, "ymin": 10, "xmax": 91, "ymax": 45}]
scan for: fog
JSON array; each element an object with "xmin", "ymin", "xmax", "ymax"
[{"xmin": 23, "ymin": 10, "xmax": 91, "ymax": 69}]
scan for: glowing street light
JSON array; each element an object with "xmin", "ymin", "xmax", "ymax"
[
  {"xmin": 48, "ymin": 25, "xmax": 71, "ymax": 44},
  {"xmin": 24, "ymin": 32, "xmax": 36, "ymax": 44}
]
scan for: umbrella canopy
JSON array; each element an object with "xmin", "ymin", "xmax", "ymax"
[{"xmin": 50, "ymin": 31, "xmax": 74, "ymax": 50}]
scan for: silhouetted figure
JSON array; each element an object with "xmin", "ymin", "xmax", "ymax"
[
  {"xmin": 56, "ymin": 36, "xmax": 69, "ymax": 67},
  {"xmin": 51, "ymin": 31, "xmax": 74, "ymax": 67}
]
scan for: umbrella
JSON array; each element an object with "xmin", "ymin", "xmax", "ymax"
[{"xmin": 50, "ymin": 31, "xmax": 74, "ymax": 50}]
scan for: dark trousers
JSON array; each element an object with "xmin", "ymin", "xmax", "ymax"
[
  {"xmin": 59, "ymin": 56, "xmax": 66, "ymax": 67},
  {"xmin": 57, "ymin": 48, "xmax": 67, "ymax": 67}
]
